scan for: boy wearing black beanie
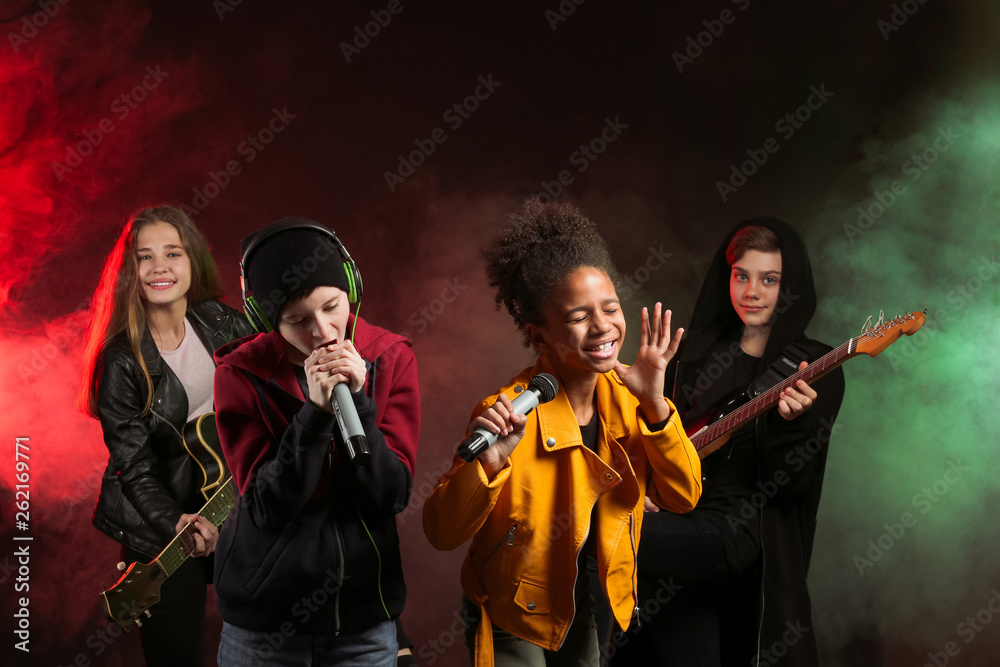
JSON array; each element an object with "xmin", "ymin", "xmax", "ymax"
[{"xmin": 212, "ymin": 217, "xmax": 420, "ymax": 666}]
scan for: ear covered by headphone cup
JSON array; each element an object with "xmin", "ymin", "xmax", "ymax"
[
  {"xmin": 343, "ymin": 261, "xmax": 363, "ymax": 304},
  {"xmin": 245, "ymin": 295, "xmax": 274, "ymax": 333}
]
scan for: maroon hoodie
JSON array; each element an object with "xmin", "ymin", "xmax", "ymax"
[{"xmin": 211, "ymin": 315, "xmax": 419, "ymax": 634}]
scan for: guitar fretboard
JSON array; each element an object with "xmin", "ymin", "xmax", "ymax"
[
  {"xmin": 157, "ymin": 478, "xmax": 235, "ymax": 577},
  {"xmin": 691, "ymin": 338, "xmax": 857, "ymax": 451}
]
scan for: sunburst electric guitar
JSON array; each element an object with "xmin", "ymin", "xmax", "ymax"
[
  {"xmin": 99, "ymin": 412, "xmax": 236, "ymax": 631},
  {"xmin": 690, "ymin": 310, "xmax": 926, "ymax": 459}
]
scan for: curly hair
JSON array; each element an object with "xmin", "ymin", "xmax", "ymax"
[{"xmin": 483, "ymin": 197, "xmax": 621, "ymax": 347}]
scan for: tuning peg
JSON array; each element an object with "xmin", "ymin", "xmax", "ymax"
[
  {"xmin": 144, "ymin": 610, "xmax": 152, "ymax": 618},
  {"xmin": 116, "ymin": 561, "xmax": 127, "ymax": 572},
  {"xmin": 135, "ymin": 618, "xmax": 143, "ymax": 628}
]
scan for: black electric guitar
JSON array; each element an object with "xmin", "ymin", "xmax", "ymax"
[
  {"xmin": 182, "ymin": 411, "xmax": 230, "ymax": 502},
  {"xmin": 100, "ymin": 412, "xmax": 236, "ymax": 631},
  {"xmin": 690, "ymin": 310, "xmax": 926, "ymax": 459}
]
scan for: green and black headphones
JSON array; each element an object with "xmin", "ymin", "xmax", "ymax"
[{"xmin": 239, "ymin": 218, "xmax": 363, "ymax": 333}]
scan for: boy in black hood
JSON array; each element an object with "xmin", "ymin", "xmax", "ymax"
[{"xmin": 609, "ymin": 217, "xmax": 845, "ymax": 666}]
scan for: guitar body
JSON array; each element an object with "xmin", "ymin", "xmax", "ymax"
[
  {"xmin": 182, "ymin": 412, "xmax": 229, "ymax": 502},
  {"xmin": 686, "ymin": 388, "xmax": 751, "ymax": 459},
  {"xmin": 100, "ymin": 411, "xmax": 240, "ymax": 630}
]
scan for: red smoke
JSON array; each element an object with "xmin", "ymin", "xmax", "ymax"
[{"xmin": 1, "ymin": 2, "xmax": 237, "ymax": 663}]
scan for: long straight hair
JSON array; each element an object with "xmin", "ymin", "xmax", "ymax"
[{"xmin": 78, "ymin": 206, "xmax": 225, "ymax": 418}]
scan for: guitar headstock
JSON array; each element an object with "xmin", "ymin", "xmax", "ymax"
[
  {"xmin": 99, "ymin": 560, "xmax": 164, "ymax": 632},
  {"xmin": 855, "ymin": 310, "xmax": 926, "ymax": 357}
]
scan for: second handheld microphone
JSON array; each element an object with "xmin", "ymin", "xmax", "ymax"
[{"xmin": 458, "ymin": 373, "xmax": 559, "ymax": 462}]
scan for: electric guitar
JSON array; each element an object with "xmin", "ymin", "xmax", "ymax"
[
  {"xmin": 99, "ymin": 477, "xmax": 235, "ymax": 630},
  {"xmin": 690, "ymin": 310, "xmax": 926, "ymax": 459},
  {"xmin": 100, "ymin": 412, "xmax": 236, "ymax": 631},
  {"xmin": 182, "ymin": 411, "xmax": 230, "ymax": 502}
]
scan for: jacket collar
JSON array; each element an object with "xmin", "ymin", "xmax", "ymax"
[
  {"xmin": 137, "ymin": 300, "xmax": 234, "ymax": 375},
  {"xmin": 532, "ymin": 355, "xmax": 631, "ymax": 452}
]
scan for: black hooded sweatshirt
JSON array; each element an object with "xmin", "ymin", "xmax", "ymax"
[{"xmin": 662, "ymin": 217, "xmax": 845, "ymax": 665}]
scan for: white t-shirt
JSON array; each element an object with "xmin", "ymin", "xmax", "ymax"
[{"xmin": 158, "ymin": 317, "xmax": 216, "ymax": 422}]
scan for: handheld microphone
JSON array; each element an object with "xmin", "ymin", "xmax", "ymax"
[
  {"xmin": 332, "ymin": 383, "xmax": 371, "ymax": 466},
  {"xmin": 458, "ymin": 373, "xmax": 559, "ymax": 462}
]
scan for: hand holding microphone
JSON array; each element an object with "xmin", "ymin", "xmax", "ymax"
[
  {"xmin": 306, "ymin": 341, "xmax": 370, "ymax": 466},
  {"xmin": 459, "ymin": 373, "xmax": 559, "ymax": 475}
]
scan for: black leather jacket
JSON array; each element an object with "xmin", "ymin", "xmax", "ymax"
[{"xmin": 92, "ymin": 299, "xmax": 255, "ymax": 559}]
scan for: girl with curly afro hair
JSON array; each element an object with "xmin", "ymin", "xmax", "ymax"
[{"xmin": 423, "ymin": 197, "xmax": 702, "ymax": 667}]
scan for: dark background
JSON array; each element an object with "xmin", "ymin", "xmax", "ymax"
[{"xmin": 1, "ymin": 0, "xmax": 998, "ymax": 665}]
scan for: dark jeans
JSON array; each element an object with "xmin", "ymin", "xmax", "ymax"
[{"xmin": 122, "ymin": 547, "xmax": 211, "ymax": 667}]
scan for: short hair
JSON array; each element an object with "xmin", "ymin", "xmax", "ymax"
[
  {"xmin": 482, "ymin": 197, "xmax": 620, "ymax": 347},
  {"xmin": 726, "ymin": 225, "xmax": 780, "ymax": 266}
]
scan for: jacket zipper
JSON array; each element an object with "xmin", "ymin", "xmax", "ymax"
[
  {"xmin": 629, "ymin": 511, "xmax": 640, "ymax": 628},
  {"xmin": 484, "ymin": 523, "xmax": 518, "ymax": 562},
  {"xmin": 755, "ymin": 499, "xmax": 766, "ymax": 662},
  {"xmin": 754, "ymin": 416, "xmax": 766, "ymax": 664},
  {"xmin": 557, "ymin": 518, "xmax": 592, "ymax": 652},
  {"xmin": 333, "ymin": 517, "xmax": 346, "ymax": 636},
  {"xmin": 151, "ymin": 408, "xmax": 183, "ymax": 439}
]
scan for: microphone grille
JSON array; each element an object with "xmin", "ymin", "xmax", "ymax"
[{"xmin": 529, "ymin": 373, "xmax": 559, "ymax": 403}]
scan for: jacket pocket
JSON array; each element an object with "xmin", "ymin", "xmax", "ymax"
[
  {"xmin": 244, "ymin": 521, "xmax": 299, "ymax": 596},
  {"xmin": 513, "ymin": 577, "xmax": 554, "ymax": 615}
]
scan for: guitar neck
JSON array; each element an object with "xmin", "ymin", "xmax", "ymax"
[
  {"xmin": 691, "ymin": 338, "xmax": 858, "ymax": 451},
  {"xmin": 156, "ymin": 478, "xmax": 235, "ymax": 577}
]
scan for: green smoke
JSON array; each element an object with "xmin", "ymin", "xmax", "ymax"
[{"xmin": 806, "ymin": 83, "xmax": 1000, "ymax": 659}]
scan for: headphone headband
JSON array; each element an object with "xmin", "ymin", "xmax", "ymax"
[{"xmin": 240, "ymin": 218, "xmax": 363, "ymax": 332}]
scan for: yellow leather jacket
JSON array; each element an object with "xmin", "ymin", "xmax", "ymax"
[{"xmin": 423, "ymin": 355, "xmax": 702, "ymax": 665}]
